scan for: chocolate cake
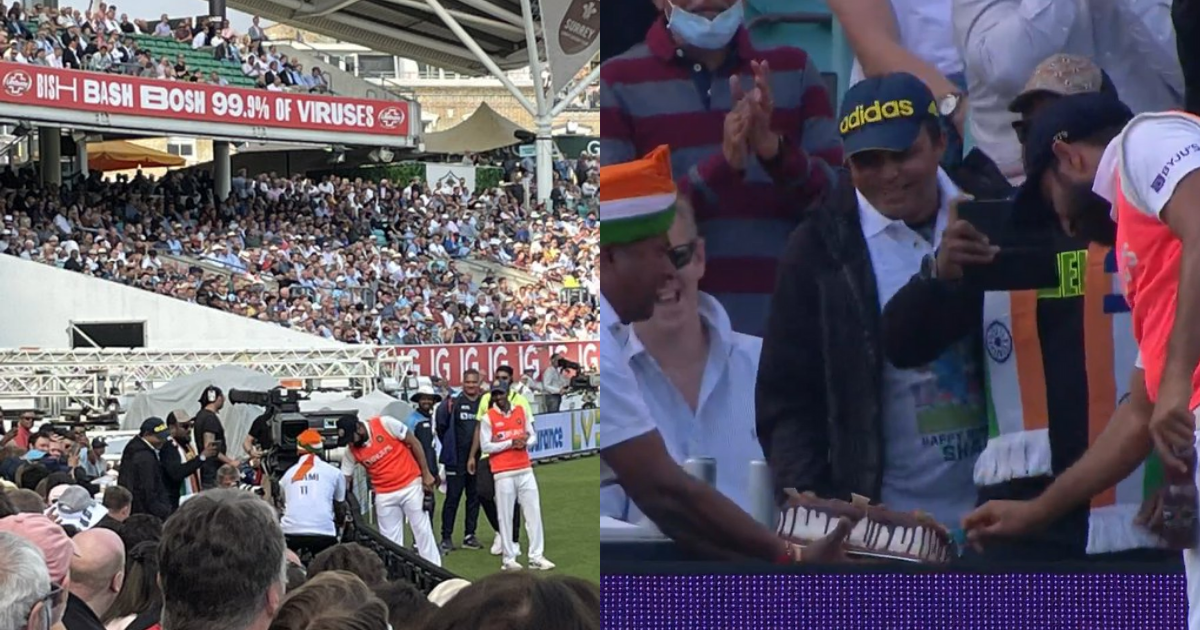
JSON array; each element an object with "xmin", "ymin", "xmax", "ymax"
[{"xmin": 777, "ymin": 491, "xmax": 955, "ymax": 563}]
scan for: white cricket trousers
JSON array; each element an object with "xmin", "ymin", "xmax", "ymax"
[
  {"xmin": 496, "ymin": 467, "xmax": 545, "ymax": 563},
  {"xmin": 375, "ymin": 478, "xmax": 442, "ymax": 567},
  {"xmin": 1186, "ymin": 408, "xmax": 1200, "ymax": 630}
]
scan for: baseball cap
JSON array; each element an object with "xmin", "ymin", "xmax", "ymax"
[
  {"xmin": 166, "ymin": 409, "xmax": 191, "ymax": 426},
  {"xmin": 490, "ymin": 380, "xmax": 510, "ymax": 395},
  {"xmin": 139, "ymin": 417, "xmax": 170, "ymax": 439},
  {"xmin": 1008, "ymin": 54, "xmax": 1109, "ymax": 113},
  {"xmin": 1013, "ymin": 93, "xmax": 1133, "ymax": 225},
  {"xmin": 48, "ymin": 485, "xmax": 107, "ymax": 531},
  {"xmin": 0, "ymin": 513, "xmax": 78, "ymax": 585},
  {"xmin": 90, "ymin": 437, "xmax": 107, "ymax": 450},
  {"xmin": 838, "ymin": 72, "xmax": 939, "ymax": 157}
]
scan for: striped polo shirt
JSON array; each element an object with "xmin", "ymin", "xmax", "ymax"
[{"xmin": 600, "ymin": 18, "xmax": 842, "ymax": 335}]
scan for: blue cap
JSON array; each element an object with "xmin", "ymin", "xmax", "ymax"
[
  {"xmin": 1013, "ymin": 93, "xmax": 1133, "ymax": 225},
  {"xmin": 838, "ymin": 72, "xmax": 939, "ymax": 157}
]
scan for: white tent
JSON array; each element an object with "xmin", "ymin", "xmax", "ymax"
[
  {"xmin": 300, "ymin": 389, "xmax": 413, "ymax": 421},
  {"xmin": 123, "ymin": 365, "xmax": 279, "ymax": 459}
]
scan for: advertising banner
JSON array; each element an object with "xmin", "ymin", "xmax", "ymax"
[
  {"xmin": 529, "ymin": 409, "xmax": 598, "ymax": 461},
  {"xmin": 390, "ymin": 340, "xmax": 598, "ymax": 387},
  {"xmin": 540, "ymin": 0, "xmax": 601, "ymax": 95},
  {"xmin": 0, "ymin": 63, "xmax": 410, "ymax": 136},
  {"xmin": 570, "ymin": 408, "xmax": 598, "ymax": 451}
]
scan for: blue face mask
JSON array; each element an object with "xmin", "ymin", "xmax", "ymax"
[
  {"xmin": 25, "ymin": 449, "xmax": 45, "ymax": 460},
  {"xmin": 667, "ymin": 1, "xmax": 744, "ymax": 51}
]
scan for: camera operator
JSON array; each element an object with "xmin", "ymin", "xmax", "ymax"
[
  {"xmin": 241, "ymin": 406, "xmax": 276, "ymax": 464},
  {"xmin": 280, "ymin": 429, "xmax": 347, "ymax": 559},
  {"xmin": 540, "ymin": 354, "xmax": 571, "ymax": 413},
  {"xmin": 193, "ymin": 386, "xmax": 240, "ymax": 489},
  {"xmin": 342, "ymin": 415, "xmax": 441, "ymax": 566}
]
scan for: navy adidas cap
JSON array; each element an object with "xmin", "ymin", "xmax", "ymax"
[
  {"xmin": 838, "ymin": 72, "xmax": 939, "ymax": 157},
  {"xmin": 1014, "ymin": 93, "xmax": 1133, "ymax": 225}
]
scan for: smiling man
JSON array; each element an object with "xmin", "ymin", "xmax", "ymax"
[
  {"xmin": 757, "ymin": 73, "xmax": 992, "ymax": 530},
  {"xmin": 601, "ymin": 194, "xmax": 765, "ymax": 521}
]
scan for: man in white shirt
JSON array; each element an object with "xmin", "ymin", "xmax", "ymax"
[
  {"xmin": 599, "ymin": 146, "xmax": 852, "ymax": 563},
  {"xmin": 953, "ymin": 0, "xmax": 1183, "ymax": 182},
  {"xmin": 341, "ymin": 414, "xmax": 440, "ymax": 566},
  {"xmin": 281, "ymin": 429, "xmax": 346, "ymax": 560},
  {"xmin": 602, "ymin": 196, "xmax": 765, "ymax": 522}
]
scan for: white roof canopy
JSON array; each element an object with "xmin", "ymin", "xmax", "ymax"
[{"xmin": 230, "ymin": 0, "xmax": 534, "ymax": 75}]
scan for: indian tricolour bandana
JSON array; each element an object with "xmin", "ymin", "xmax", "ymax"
[{"xmin": 599, "ymin": 144, "xmax": 678, "ymax": 246}]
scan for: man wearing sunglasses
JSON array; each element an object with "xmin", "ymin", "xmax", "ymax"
[
  {"xmin": 599, "ymin": 145, "xmax": 854, "ymax": 563},
  {"xmin": 1007, "ymin": 56, "xmax": 1119, "ymax": 179},
  {"xmin": 602, "ymin": 193, "xmax": 765, "ymax": 522},
  {"xmin": 161, "ymin": 410, "xmax": 217, "ymax": 511}
]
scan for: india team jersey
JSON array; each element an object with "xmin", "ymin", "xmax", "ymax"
[
  {"xmin": 280, "ymin": 456, "xmax": 347, "ymax": 537},
  {"xmin": 1095, "ymin": 111, "xmax": 1200, "ymax": 408}
]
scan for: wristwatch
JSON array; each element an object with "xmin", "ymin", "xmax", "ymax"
[{"xmin": 938, "ymin": 92, "xmax": 964, "ymax": 118}]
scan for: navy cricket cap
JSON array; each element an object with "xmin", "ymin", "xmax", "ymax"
[
  {"xmin": 1014, "ymin": 93, "xmax": 1133, "ymax": 224},
  {"xmin": 838, "ymin": 72, "xmax": 939, "ymax": 157}
]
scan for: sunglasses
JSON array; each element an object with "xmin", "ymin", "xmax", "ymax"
[{"xmin": 667, "ymin": 240, "xmax": 698, "ymax": 270}]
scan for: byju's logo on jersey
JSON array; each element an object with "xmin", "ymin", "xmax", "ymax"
[{"xmin": 1151, "ymin": 143, "xmax": 1200, "ymax": 192}]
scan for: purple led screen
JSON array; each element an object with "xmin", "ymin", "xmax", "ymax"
[{"xmin": 601, "ymin": 573, "xmax": 1187, "ymax": 629}]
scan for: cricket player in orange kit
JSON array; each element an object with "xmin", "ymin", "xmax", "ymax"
[{"xmin": 1014, "ymin": 93, "xmax": 1200, "ymax": 628}]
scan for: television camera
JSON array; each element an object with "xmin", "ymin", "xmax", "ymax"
[{"xmin": 227, "ymin": 387, "xmax": 357, "ymax": 478}]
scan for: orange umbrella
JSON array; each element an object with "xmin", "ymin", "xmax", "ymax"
[{"xmin": 86, "ymin": 140, "xmax": 186, "ymax": 171}]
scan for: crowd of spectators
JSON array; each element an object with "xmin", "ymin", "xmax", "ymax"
[
  {"xmin": 597, "ymin": 0, "xmax": 1200, "ymax": 571},
  {"xmin": 0, "ymin": 3, "xmax": 330, "ymax": 93},
  {"xmin": 0, "ymin": 447, "xmax": 599, "ymax": 630},
  {"xmin": 0, "ymin": 157, "xmax": 599, "ymax": 345}
]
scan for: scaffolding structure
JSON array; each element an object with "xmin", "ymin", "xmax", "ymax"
[{"xmin": 0, "ymin": 347, "xmax": 411, "ymax": 416}]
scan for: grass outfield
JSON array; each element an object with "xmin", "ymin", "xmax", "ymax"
[{"xmin": 433, "ymin": 455, "xmax": 599, "ymax": 583}]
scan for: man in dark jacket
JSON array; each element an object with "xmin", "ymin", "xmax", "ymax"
[
  {"xmin": 161, "ymin": 410, "xmax": 215, "ymax": 510},
  {"xmin": 757, "ymin": 73, "xmax": 1003, "ymax": 531},
  {"xmin": 116, "ymin": 418, "xmax": 172, "ymax": 520},
  {"xmin": 436, "ymin": 368, "xmax": 485, "ymax": 554}
]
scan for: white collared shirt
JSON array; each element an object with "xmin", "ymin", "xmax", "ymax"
[
  {"xmin": 859, "ymin": 168, "xmax": 988, "ymax": 528},
  {"xmin": 601, "ymin": 293, "xmax": 765, "ymax": 521},
  {"xmin": 598, "ymin": 292, "xmax": 657, "ymax": 448}
]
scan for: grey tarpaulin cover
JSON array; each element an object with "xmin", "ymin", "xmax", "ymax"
[
  {"xmin": 122, "ymin": 365, "xmax": 279, "ymax": 459},
  {"xmin": 298, "ymin": 388, "xmax": 413, "ymax": 421}
]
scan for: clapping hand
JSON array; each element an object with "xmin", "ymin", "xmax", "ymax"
[{"xmin": 730, "ymin": 60, "xmax": 778, "ymax": 160}]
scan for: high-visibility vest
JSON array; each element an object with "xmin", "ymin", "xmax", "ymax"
[
  {"xmin": 976, "ymin": 242, "xmax": 1165, "ymax": 553},
  {"xmin": 348, "ymin": 416, "xmax": 420, "ymax": 493}
]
